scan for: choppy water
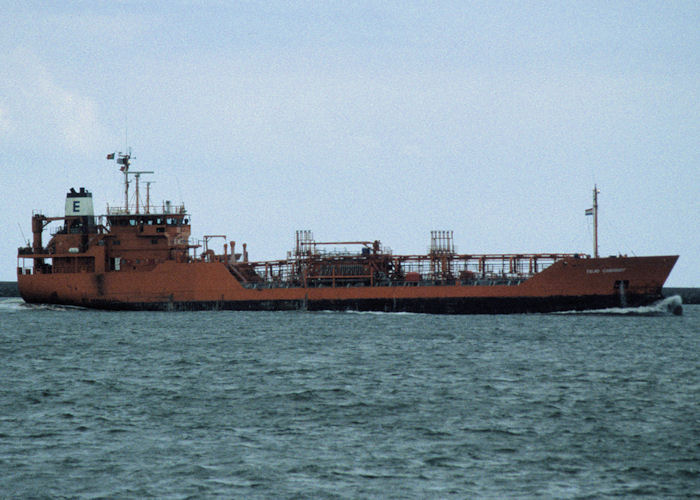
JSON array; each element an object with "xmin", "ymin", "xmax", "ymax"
[{"xmin": 1, "ymin": 297, "xmax": 698, "ymax": 498}]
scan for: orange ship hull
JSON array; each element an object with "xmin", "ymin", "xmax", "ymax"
[{"xmin": 18, "ymin": 255, "xmax": 677, "ymax": 313}]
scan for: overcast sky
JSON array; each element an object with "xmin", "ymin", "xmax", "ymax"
[{"xmin": 1, "ymin": 1, "xmax": 698, "ymax": 285}]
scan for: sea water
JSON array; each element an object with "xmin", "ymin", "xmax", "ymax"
[{"xmin": 0, "ymin": 298, "xmax": 697, "ymax": 498}]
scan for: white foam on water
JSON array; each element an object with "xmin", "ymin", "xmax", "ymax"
[
  {"xmin": 0, "ymin": 297, "xmax": 27, "ymax": 312},
  {"xmin": 319, "ymin": 309, "xmax": 419, "ymax": 316},
  {"xmin": 556, "ymin": 295, "xmax": 683, "ymax": 316},
  {"xmin": 0, "ymin": 298, "xmax": 85, "ymax": 312}
]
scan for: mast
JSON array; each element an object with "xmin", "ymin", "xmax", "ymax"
[
  {"xmin": 593, "ymin": 185, "xmax": 599, "ymax": 258},
  {"xmin": 107, "ymin": 151, "xmax": 152, "ymax": 213},
  {"xmin": 134, "ymin": 173, "xmax": 140, "ymax": 214},
  {"xmin": 120, "ymin": 153, "xmax": 130, "ymax": 212},
  {"xmin": 145, "ymin": 181, "xmax": 154, "ymax": 214},
  {"xmin": 130, "ymin": 170, "xmax": 154, "ymax": 213}
]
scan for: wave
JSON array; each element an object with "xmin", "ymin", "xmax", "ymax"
[
  {"xmin": 0, "ymin": 297, "xmax": 27, "ymax": 312},
  {"xmin": 556, "ymin": 295, "xmax": 683, "ymax": 316},
  {"xmin": 0, "ymin": 297, "xmax": 85, "ymax": 312},
  {"xmin": 316, "ymin": 309, "xmax": 419, "ymax": 316}
]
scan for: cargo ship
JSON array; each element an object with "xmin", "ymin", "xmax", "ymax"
[{"xmin": 17, "ymin": 153, "xmax": 678, "ymax": 313}]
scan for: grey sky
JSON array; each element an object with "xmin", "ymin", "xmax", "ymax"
[{"xmin": 1, "ymin": 1, "xmax": 698, "ymax": 285}]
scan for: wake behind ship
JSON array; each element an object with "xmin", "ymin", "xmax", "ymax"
[{"xmin": 17, "ymin": 153, "xmax": 678, "ymax": 313}]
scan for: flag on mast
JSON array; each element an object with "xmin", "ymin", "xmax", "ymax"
[
  {"xmin": 106, "ymin": 153, "xmax": 115, "ymax": 160},
  {"xmin": 585, "ymin": 208, "xmax": 593, "ymax": 216}
]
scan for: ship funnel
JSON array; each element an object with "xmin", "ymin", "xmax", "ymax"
[
  {"xmin": 66, "ymin": 187, "xmax": 94, "ymax": 216},
  {"xmin": 65, "ymin": 187, "xmax": 95, "ymax": 224}
]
